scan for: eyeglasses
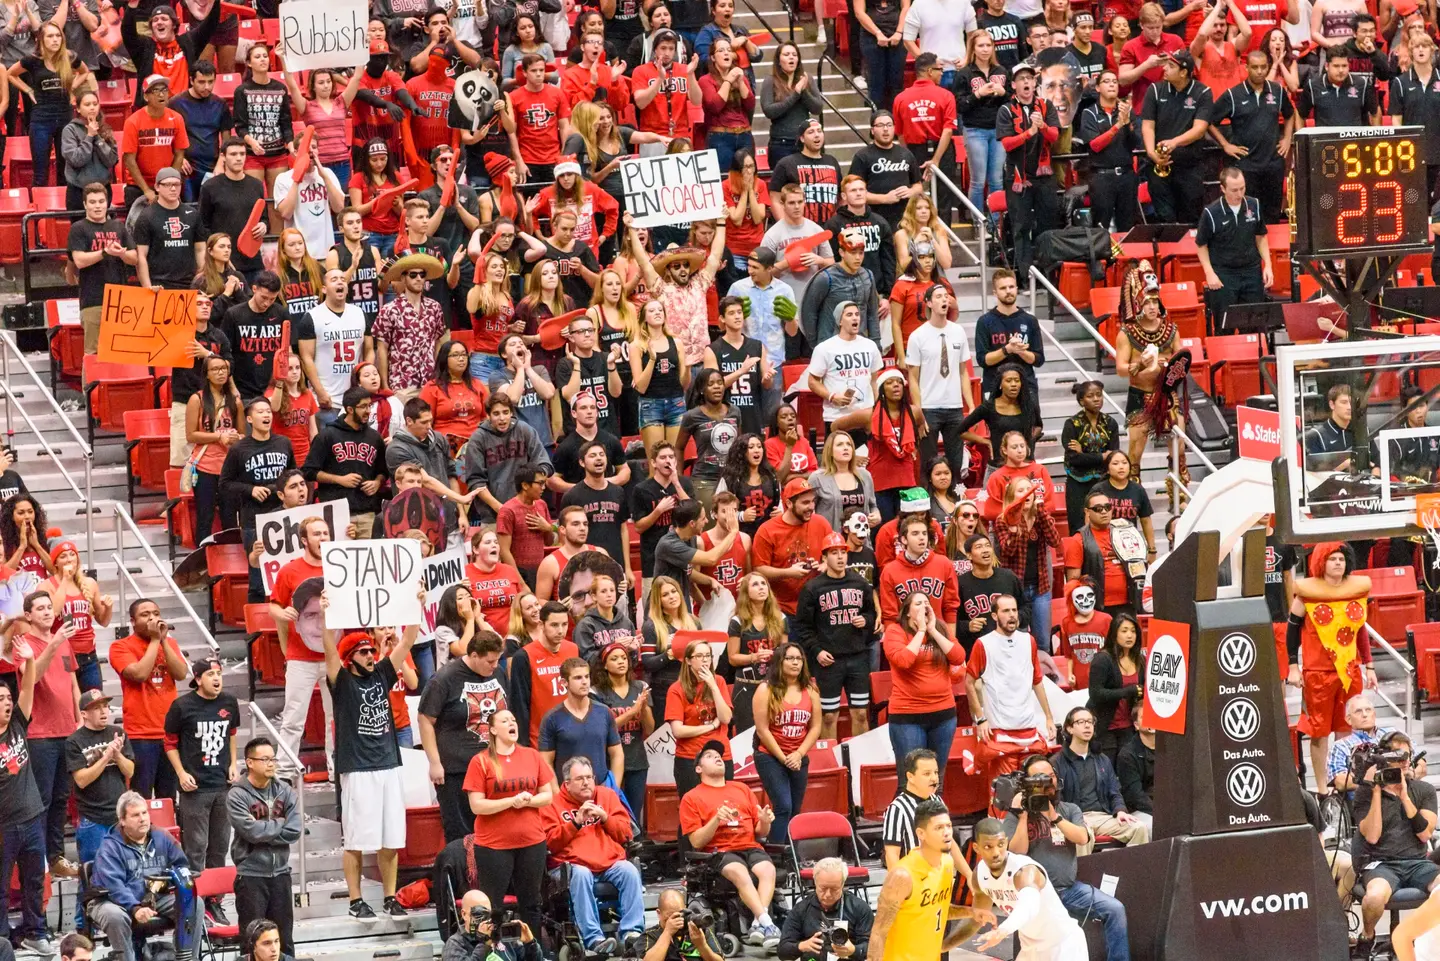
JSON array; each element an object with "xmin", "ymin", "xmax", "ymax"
[
  {"xmin": 1087, "ymin": 503, "xmax": 1113, "ymax": 512},
  {"xmin": 570, "ymin": 326, "xmax": 596, "ymax": 335},
  {"xmin": 247, "ymin": 755, "xmax": 277, "ymax": 764}
]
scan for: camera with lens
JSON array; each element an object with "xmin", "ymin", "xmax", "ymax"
[
  {"xmin": 1352, "ymin": 742, "xmax": 1411, "ymax": 786},
  {"xmin": 821, "ymin": 920, "xmax": 850, "ymax": 945},
  {"xmin": 994, "ymin": 771, "xmax": 1058, "ymax": 815},
  {"xmin": 680, "ymin": 896, "xmax": 715, "ymax": 929}
]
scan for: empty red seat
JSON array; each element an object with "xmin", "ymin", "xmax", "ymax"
[
  {"xmin": 206, "ymin": 543, "xmax": 251, "ymax": 630},
  {"xmin": 147, "ymin": 797, "xmax": 182, "ymax": 843},
  {"xmin": 1360, "ymin": 566, "xmax": 1424, "ymax": 648},
  {"xmin": 1409, "ymin": 623, "xmax": 1440, "ymax": 705},
  {"xmin": 644, "ymin": 782, "xmax": 681, "ymax": 841},
  {"xmin": 1204, "ymin": 334, "xmax": 1263, "ymax": 408},
  {"xmin": 162, "ymin": 468, "xmax": 197, "ymax": 559},
  {"xmin": 857, "ymin": 763, "xmax": 898, "ymax": 823},
  {"xmin": 1180, "ymin": 337, "xmax": 1211, "ymax": 394},
  {"xmin": 2, "ymin": 146, "xmax": 31, "ymax": 203},
  {"xmin": 0, "ymin": 186, "xmax": 31, "ymax": 264},
  {"xmin": 30, "ymin": 186, "xmax": 69, "ymax": 249},
  {"xmin": 83, "ymin": 356, "xmax": 154, "ymax": 440},
  {"xmin": 124, "ymin": 409, "xmax": 172, "ymax": 509}
]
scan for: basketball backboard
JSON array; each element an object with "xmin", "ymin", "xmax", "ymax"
[{"xmin": 1273, "ymin": 335, "xmax": 1440, "ymax": 543}]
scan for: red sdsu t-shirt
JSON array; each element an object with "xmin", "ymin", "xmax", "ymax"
[
  {"xmin": 466, "ymin": 562, "xmax": 525, "ymax": 637},
  {"xmin": 679, "ymin": 780, "xmax": 762, "ymax": 852},
  {"xmin": 510, "ymin": 84, "xmax": 571, "ymax": 165},
  {"xmin": 1055, "ymin": 612, "xmax": 1111, "ymax": 689},
  {"xmin": 632, "ymin": 62, "xmax": 696, "ymax": 138},
  {"xmin": 272, "ymin": 556, "xmax": 325, "ymax": 662},
  {"xmin": 462, "ymin": 745, "xmax": 556, "ymax": 848}
]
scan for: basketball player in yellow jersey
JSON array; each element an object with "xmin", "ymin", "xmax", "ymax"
[{"xmin": 869, "ymin": 798, "xmax": 996, "ymax": 961}]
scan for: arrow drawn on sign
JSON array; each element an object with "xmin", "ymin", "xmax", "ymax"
[{"xmin": 110, "ymin": 326, "xmax": 176, "ymax": 363}]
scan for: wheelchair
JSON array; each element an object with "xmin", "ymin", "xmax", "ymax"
[
  {"xmin": 78, "ymin": 864, "xmax": 196, "ymax": 961},
  {"xmin": 538, "ymin": 860, "xmax": 629, "ymax": 961},
  {"xmin": 680, "ymin": 848, "xmax": 791, "ymax": 959}
]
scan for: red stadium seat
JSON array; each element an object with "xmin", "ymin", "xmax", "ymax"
[
  {"xmin": 786, "ymin": 811, "xmax": 870, "ymax": 887},
  {"xmin": 30, "ymin": 186, "xmax": 70, "ymax": 248},
  {"xmin": 205, "ymin": 543, "xmax": 251, "ymax": 632},
  {"xmin": 3, "ymin": 144, "xmax": 31, "ymax": 199},
  {"xmin": 195, "ymin": 867, "xmax": 241, "ymax": 944},
  {"xmin": 943, "ymin": 729, "xmax": 989, "ymax": 814},
  {"xmin": 147, "ymin": 797, "xmax": 182, "ymax": 844},
  {"xmin": 124, "ymin": 409, "xmax": 172, "ymax": 511},
  {"xmin": 1057, "ymin": 262, "xmax": 1091, "ymax": 310},
  {"xmin": 0, "ymin": 186, "xmax": 31, "ymax": 264},
  {"xmin": 1359, "ymin": 566, "xmax": 1424, "ymax": 649},
  {"xmin": 82, "ymin": 356, "xmax": 154, "ymax": 441},
  {"xmin": 857, "ymin": 764, "xmax": 898, "ymax": 824},
  {"xmin": 645, "ymin": 782, "xmax": 681, "ymax": 840},
  {"xmin": 1180, "ymin": 337, "xmax": 1211, "ymax": 394},
  {"xmin": 1159, "ymin": 281, "xmax": 1203, "ymax": 340},
  {"xmin": 46, "ymin": 298, "xmax": 84, "ymax": 390},
  {"xmin": 1408, "ymin": 623, "xmax": 1440, "ymax": 705},
  {"xmin": 162, "ymin": 469, "xmax": 197, "ymax": 560},
  {"xmin": 782, "ymin": 362, "xmax": 825, "ymax": 439},
  {"xmin": 1203, "ymin": 334, "xmax": 1263, "ymax": 408}
]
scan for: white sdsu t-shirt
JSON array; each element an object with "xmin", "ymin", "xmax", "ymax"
[
  {"xmin": 806, "ymin": 335, "xmax": 883, "ymax": 422},
  {"xmin": 299, "ymin": 303, "xmax": 371, "ymax": 409},
  {"xmin": 274, "ymin": 167, "xmax": 342, "ymax": 260},
  {"xmin": 906, "ymin": 320, "xmax": 972, "ymax": 410}
]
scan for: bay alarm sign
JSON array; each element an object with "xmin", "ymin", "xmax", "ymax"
[{"xmin": 1144, "ymin": 620, "xmax": 1190, "ymax": 735}]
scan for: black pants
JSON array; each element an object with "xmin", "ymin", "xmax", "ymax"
[
  {"xmin": 1240, "ymin": 160, "xmax": 1286, "ymax": 223},
  {"xmin": 1205, "ymin": 263, "xmax": 1269, "ymax": 331},
  {"xmin": 472, "ymin": 840, "xmax": 547, "ymax": 936},
  {"xmin": 1146, "ymin": 160, "xmax": 1204, "ymax": 224},
  {"xmin": 1009, "ymin": 175, "xmax": 1060, "ymax": 278},
  {"xmin": 920, "ymin": 139, "xmax": 963, "ymax": 221},
  {"xmin": 1087, "ymin": 168, "xmax": 1139, "ymax": 232},
  {"xmin": 235, "ymin": 873, "xmax": 295, "ymax": 957},
  {"xmin": 436, "ymin": 772, "xmax": 473, "ymax": 844},
  {"xmin": 1065, "ymin": 474, "xmax": 1098, "ymax": 533}
]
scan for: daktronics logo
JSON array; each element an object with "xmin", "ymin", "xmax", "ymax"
[{"xmin": 1200, "ymin": 891, "xmax": 1310, "ymax": 919}]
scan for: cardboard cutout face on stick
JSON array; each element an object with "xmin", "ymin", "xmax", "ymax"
[{"xmin": 453, "ymin": 69, "xmax": 501, "ymax": 131}]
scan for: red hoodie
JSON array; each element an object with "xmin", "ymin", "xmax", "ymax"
[
  {"xmin": 541, "ymin": 783, "xmax": 634, "ymax": 872},
  {"xmin": 1053, "ymin": 579, "xmax": 1110, "ymax": 689},
  {"xmin": 879, "ymin": 550, "xmax": 960, "ymax": 627}
]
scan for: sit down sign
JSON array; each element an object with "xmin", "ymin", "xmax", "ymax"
[{"xmin": 322, "ymin": 539, "xmax": 424, "ymax": 629}]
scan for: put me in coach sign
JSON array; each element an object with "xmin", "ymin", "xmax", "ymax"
[{"xmin": 620, "ymin": 149, "xmax": 726, "ymax": 228}]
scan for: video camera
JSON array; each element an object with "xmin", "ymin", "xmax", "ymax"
[
  {"xmin": 994, "ymin": 771, "xmax": 1059, "ymax": 815},
  {"xmin": 1351, "ymin": 742, "xmax": 1411, "ymax": 786},
  {"xmin": 468, "ymin": 904, "xmax": 523, "ymax": 942}
]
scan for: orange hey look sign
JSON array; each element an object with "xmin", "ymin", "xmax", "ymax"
[{"xmin": 96, "ymin": 285, "xmax": 198, "ymax": 367}]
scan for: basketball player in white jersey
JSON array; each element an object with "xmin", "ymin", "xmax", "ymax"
[
  {"xmin": 1394, "ymin": 887, "xmax": 1440, "ymax": 961},
  {"xmin": 970, "ymin": 817, "xmax": 1089, "ymax": 961}
]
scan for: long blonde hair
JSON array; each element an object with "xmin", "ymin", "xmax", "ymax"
[
  {"xmin": 276, "ymin": 228, "xmax": 323, "ymax": 301},
  {"xmin": 507, "ymin": 590, "xmax": 540, "ymax": 641},
  {"xmin": 571, "ymin": 101, "xmax": 607, "ymax": 176},
  {"xmin": 899, "ymin": 193, "xmax": 938, "ymax": 239},
  {"xmin": 473, "ymin": 252, "xmax": 512, "ymax": 319},
  {"xmin": 40, "ymin": 23, "xmax": 74, "ymax": 99},
  {"xmin": 734, "ymin": 572, "xmax": 785, "ymax": 643},
  {"xmin": 589, "ymin": 267, "xmax": 639, "ymax": 340},
  {"xmin": 819, "ymin": 429, "xmax": 856, "ymax": 475},
  {"xmin": 646, "ymin": 575, "xmax": 697, "ymax": 655},
  {"xmin": 520, "ymin": 259, "xmax": 568, "ymax": 316}
]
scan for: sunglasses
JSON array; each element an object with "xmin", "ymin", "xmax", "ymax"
[
  {"xmin": 404, "ymin": 270, "xmax": 428, "ymax": 279},
  {"xmin": 1088, "ymin": 503, "xmax": 1113, "ymax": 512},
  {"xmin": 959, "ymin": 511, "xmax": 979, "ymax": 519}
]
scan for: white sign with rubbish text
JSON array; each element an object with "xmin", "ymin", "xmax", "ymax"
[{"xmin": 279, "ymin": 0, "xmax": 369, "ymax": 70}]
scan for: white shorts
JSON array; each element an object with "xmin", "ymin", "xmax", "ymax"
[
  {"xmin": 1017, "ymin": 928, "xmax": 1088, "ymax": 961},
  {"xmin": 340, "ymin": 767, "xmax": 408, "ymax": 853}
]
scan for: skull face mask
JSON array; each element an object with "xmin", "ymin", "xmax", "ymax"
[
  {"xmin": 1072, "ymin": 585, "xmax": 1097, "ymax": 616},
  {"xmin": 844, "ymin": 511, "xmax": 870, "ymax": 541}
]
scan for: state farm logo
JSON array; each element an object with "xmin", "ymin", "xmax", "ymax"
[
  {"xmin": 1218, "ymin": 632, "xmax": 1255, "ymax": 677},
  {"xmin": 1226, "ymin": 763, "xmax": 1266, "ymax": 807},
  {"xmin": 1221, "ymin": 697, "xmax": 1260, "ymax": 742},
  {"xmin": 1240, "ymin": 421, "xmax": 1280, "ymax": 446}
]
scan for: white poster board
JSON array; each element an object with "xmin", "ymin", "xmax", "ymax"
[
  {"xmin": 255, "ymin": 500, "xmax": 351, "ymax": 594},
  {"xmin": 419, "ymin": 548, "xmax": 466, "ymax": 634},
  {"xmin": 646, "ymin": 724, "xmax": 676, "ymax": 784},
  {"xmin": 322, "ymin": 539, "xmax": 425, "ymax": 629},
  {"xmin": 279, "ymin": 0, "xmax": 369, "ymax": 70},
  {"xmin": 619, "ymin": 149, "xmax": 725, "ymax": 228}
]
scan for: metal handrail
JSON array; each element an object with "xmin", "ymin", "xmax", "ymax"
[
  {"xmin": 112, "ymin": 503, "xmax": 218, "ymax": 654},
  {"xmin": 813, "ymin": 56, "xmax": 874, "ymax": 149},
  {"xmin": 925, "ymin": 165, "xmax": 989, "ymax": 309},
  {"xmin": 1028, "ymin": 266, "xmax": 1219, "ymax": 475},
  {"xmin": 248, "ymin": 702, "xmax": 309, "ymax": 906},
  {"xmin": 110, "ymin": 552, "xmax": 143, "ymax": 600},
  {"xmin": 1361, "ymin": 623, "xmax": 1415, "ymax": 738},
  {"xmin": 0, "ymin": 330, "xmax": 97, "ymax": 572},
  {"xmin": 1033, "ymin": 321, "xmax": 1129, "ymax": 422},
  {"xmin": 735, "ymin": 0, "xmax": 795, "ymax": 44}
]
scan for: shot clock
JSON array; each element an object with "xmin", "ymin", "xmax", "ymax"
[{"xmin": 1293, "ymin": 126, "xmax": 1429, "ymax": 258}]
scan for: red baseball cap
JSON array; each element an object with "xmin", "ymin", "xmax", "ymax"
[{"xmin": 782, "ymin": 477, "xmax": 814, "ymax": 503}]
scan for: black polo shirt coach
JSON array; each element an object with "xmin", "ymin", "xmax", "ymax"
[
  {"xmin": 1212, "ymin": 78, "xmax": 1292, "ymax": 221},
  {"xmin": 1196, "ymin": 193, "xmax": 1267, "ymax": 327},
  {"xmin": 1297, "ymin": 74, "xmax": 1378, "ymax": 126}
]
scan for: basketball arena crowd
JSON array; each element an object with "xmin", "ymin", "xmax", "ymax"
[{"xmin": 2, "ymin": 0, "xmax": 1440, "ymax": 957}]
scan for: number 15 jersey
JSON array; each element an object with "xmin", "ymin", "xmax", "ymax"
[{"xmin": 295, "ymin": 302, "xmax": 372, "ymax": 411}]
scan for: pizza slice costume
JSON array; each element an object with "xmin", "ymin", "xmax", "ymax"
[{"xmin": 1296, "ymin": 540, "xmax": 1373, "ymax": 739}]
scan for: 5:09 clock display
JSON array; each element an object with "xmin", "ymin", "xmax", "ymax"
[{"xmin": 1293, "ymin": 128, "xmax": 1429, "ymax": 257}]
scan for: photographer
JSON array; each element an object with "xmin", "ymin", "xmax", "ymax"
[
  {"xmin": 643, "ymin": 889, "xmax": 726, "ymax": 961},
  {"xmin": 444, "ymin": 890, "xmax": 542, "ymax": 961},
  {"xmin": 1353, "ymin": 731, "xmax": 1438, "ymax": 959},
  {"xmin": 1327, "ymin": 694, "xmax": 1399, "ymax": 794},
  {"xmin": 777, "ymin": 858, "xmax": 873, "ymax": 961},
  {"xmin": 1001, "ymin": 755, "xmax": 1131, "ymax": 961}
]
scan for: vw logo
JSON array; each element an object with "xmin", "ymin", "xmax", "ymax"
[
  {"xmin": 1218, "ymin": 632, "xmax": 1256, "ymax": 677},
  {"xmin": 1221, "ymin": 698, "xmax": 1260, "ymax": 742},
  {"xmin": 1226, "ymin": 763, "xmax": 1266, "ymax": 807}
]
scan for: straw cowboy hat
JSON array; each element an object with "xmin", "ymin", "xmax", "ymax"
[{"xmin": 384, "ymin": 252, "xmax": 446, "ymax": 285}]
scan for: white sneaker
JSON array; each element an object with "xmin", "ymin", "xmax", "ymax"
[
  {"xmin": 760, "ymin": 924, "xmax": 782, "ymax": 951},
  {"xmin": 747, "ymin": 927, "xmax": 768, "ymax": 946},
  {"xmin": 816, "ymin": 25, "xmax": 827, "ymax": 43},
  {"xmin": 854, "ymin": 76, "xmax": 868, "ymax": 90},
  {"xmin": 22, "ymin": 938, "xmax": 57, "ymax": 957}
]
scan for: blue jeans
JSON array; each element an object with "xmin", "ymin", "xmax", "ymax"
[
  {"xmin": 29, "ymin": 113, "xmax": 64, "ymax": 188},
  {"xmin": 707, "ymin": 131, "xmax": 754, "ymax": 174},
  {"xmin": 182, "ymin": 163, "xmax": 211, "ymax": 203},
  {"xmin": 565, "ymin": 859, "xmax": 646, "ymax": 947},
  {"xmin": 370, "ymin": 232, "xmax": 397, "ymax": 262},
  {"xmin": 753, "ymin": 751, "xmax": 808, "ymax": 844},
  {"xmin": 470, "ymin": 350, "xmax": 508, "ymax": 382},
  {"xmin": 75, "ymin": 649, "xmax": 102, "ymax": 692},
  {"xmin": 413, "ymin": 640, "xmax": 436, "ymax": 687},
  {"xmin": 326, "ymin": 160, "xmax": 351, "ymax": 193},
  {"xmin": 29, "ymin": 736, "xmax": 69, "ymax": 861},
  {"xmin": 859, "ymin": 32, "xmax": 906, "ymax": 114},
  {"xmin": 888, "ymin": 712, "xmax": 957, "ymax": 787},
  {"xmin": 620, "ymin": 769, "xmax": 647, "ymax": 833},
  {"xmin": 316, "ymin": 407, "xmax": 342, "ymax": 429},
  {"xmin": 964, "ymin": 127, "xmax": 1005, "ymax": 225},
  {"xmin": 131, "ymin": 737, "xmax": 179, "ymax": 799},
  {"xmin": 396, "ymin": 726, "xmax": 414, "ymax": 749},
  {"xmin": 1059, "ymin": 881, "xmax": 1129, "ymax": 961},
  {"xmin": 939, "ymin": 68, "xmax": 957, "ymax": 91},
  {"xmin": 639, "ymin": 394, "xmax": 686, "ymax": 428},
  {"xmin": 0, "ymin": 814, "xmax": 48, "ymax": 941},
  {"xmin": 76, "ymin": 818, "xmax": 109, "ymax": 926},
  {"xmin": 1024, "ymin": 586, "xmax": 1053, "ymax": 653}
]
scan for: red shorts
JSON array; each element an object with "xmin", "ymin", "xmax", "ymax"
[
  {"xmin": 976, "ymin": 731, "xmax": 1050, "ymax": 775},
  {"xmin": 1272, "ymin": 622, "xmax": 1289, "ymax": 676},
  {"xmin": 245, "ymin": 153, "xmax": 291, "ymax": 171},
  {"xmin": 1297, "ymin": 666, "xmax": 1362, "ymax": 738}
]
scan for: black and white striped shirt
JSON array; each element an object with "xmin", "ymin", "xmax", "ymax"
[{"xmin": 882, "ymin": 790, "xmax": 926, "ymax": 853}]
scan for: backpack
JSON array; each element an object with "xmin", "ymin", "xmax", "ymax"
[{"xmin": 1034, "ymin": 226, "xmax": 1115, "ymax": 283}]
